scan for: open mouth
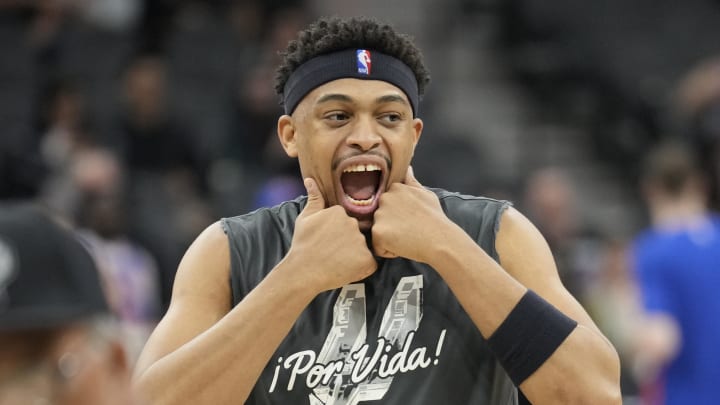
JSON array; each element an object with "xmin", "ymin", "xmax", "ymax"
[{"xmin": 337, "ymin": 157, "xmax": 387, "ymax": 218}]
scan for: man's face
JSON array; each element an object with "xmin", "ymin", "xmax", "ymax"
[{"xmin": 278, "ymin": 78, "xmax": 423, "ymax": 230}]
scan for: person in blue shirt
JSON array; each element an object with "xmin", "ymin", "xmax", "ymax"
[{"xmin": 631, "ymin": 141, "xmax": 720, "ymax": 405}]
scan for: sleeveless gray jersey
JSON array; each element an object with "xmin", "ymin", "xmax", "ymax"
[{"xmin": 221, "ymin": 189, "xmax": 518, "ymax": 405}]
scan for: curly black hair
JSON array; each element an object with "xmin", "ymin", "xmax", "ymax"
[{"xmin": 274, "ymin": 16, "xmax": 430, "ymax": 99}]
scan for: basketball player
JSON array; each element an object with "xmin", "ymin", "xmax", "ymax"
[{"xmin": 134, "ymin": 16, "xmax": 621, "ymax": 404}]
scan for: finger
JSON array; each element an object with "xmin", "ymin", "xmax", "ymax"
[
  {"xmin": 403, "ymin": 165, "xmax": 423, "ymax": 188},
  {"xmin": 301, "ymin": 177, "xmax": 326, "ymax": 215}
]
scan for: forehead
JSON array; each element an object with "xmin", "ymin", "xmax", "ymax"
[{"xmin": 301, "ymin": 78, "xmax": 410, "ymax": 108}]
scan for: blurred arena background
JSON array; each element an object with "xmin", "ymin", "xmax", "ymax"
[{"xmin": 2, "ymin": 1, "xmax": 720, "ymax": 403}]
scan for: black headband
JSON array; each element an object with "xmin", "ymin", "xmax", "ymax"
[{"xmin": 282, "ymin": 49, "xmax": 420, "ymax": 116}]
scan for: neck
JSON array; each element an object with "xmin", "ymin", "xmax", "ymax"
[{"xmin": 649, "ymin": 195, "xmax": 708, "ymax": 230}]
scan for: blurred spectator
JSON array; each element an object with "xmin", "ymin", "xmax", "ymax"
[
  {"xmin": 112, "ymin": 53, "xmax": 213, "ymax": 309},
  {"xmin": 40, "ymin": 132, "xmax": 163, "ymax": 366},
  {"xmin": 35, "ymin": 87, "xmax": 165, "ymax": 362},
  {"xmin": 0, "ymin": 202, "xmax": 136, "ymax": 405},
  {"xmin": 113, "ymin": 54, "xmax": 203, "ymax": 178},
  {"xmin": 674, "ymin": 56, "xmax": 720, "ymax": 211},
  {"xmin": 30, "ymin": 64, "xmax": 164, "ymax": 360},
  {"xmin": 630, "ymin": 142, "xmax": 720, "ymax": 404},
  {"xmin": 522, "ymin": 167, "xmax": 604, "ymax": 300},
  {"xmin": 69, "ymin": 150, "xmax": 162, "ymax": 366}
]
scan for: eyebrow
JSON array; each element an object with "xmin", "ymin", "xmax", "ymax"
[
  {"xmin": 375, "ymin": 94, "xmax": 409, "ymax": 106},
  {"xmin": 314, "ymin": 93, "xmax": 410, "ymax": 107},
  {"xmin": 315, "ymin": 93, "xmax": 354, "ymax": 105}
]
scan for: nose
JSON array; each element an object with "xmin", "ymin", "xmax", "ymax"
[{"xmin": 346, "ymin": 118, "xmax": 381, "ymax": 151}]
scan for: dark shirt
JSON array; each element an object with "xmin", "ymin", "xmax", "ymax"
[{"xmin": 222, "ymin": 189, "xmax": 518, "ymax": 405}]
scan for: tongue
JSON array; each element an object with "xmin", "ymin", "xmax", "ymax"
[{"xmin": 342, "ymin": 171, "xmax": 380, "ymax": 200}]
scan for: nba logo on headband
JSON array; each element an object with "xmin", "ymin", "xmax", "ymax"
[{"xmin": 356, "ymin": 49, "xmax": 372, "ymax": 75}]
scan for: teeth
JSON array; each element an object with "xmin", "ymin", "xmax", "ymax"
[
  {"xmin": 343, "ymin": 164, "xmax": 381, "ymax": 173},
  {"xmin": 346, "ymin": 194, "xmax": 375, "ymax": 206},
  {"xmin": 341, "ymin": 163, "xmax": 381, "ymax": 206}
]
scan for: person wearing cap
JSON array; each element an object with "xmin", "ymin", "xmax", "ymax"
[
  {"xmin": 134, "ymin": 16, "xmax": 621, "ymax": 405},
  {"xmin": 0, "ymin": 203, "xmax": 136, "ymax": 405}
]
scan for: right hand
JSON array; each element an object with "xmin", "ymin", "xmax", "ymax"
[{"xmin": 285, "ymin": 178, "xmax": 377, "ymax": 293}]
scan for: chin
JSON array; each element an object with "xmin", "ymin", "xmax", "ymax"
[{"xmin": 356, "ymin": 217, "xmax": 373, "ymax": 233}]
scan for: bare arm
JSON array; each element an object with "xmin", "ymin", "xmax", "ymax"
[
  {"xmin": 372, "ymin": 168, "xmax": 621, "ymax": 404},
  {"xmin": 132, "ymin": 222, "xmax": 317, "ymax": 404},
  {"xmin": 632, "ymin": 313, "xmax": 681, "ymax": 383},
  {"xmin": 494, "ymin": 208, "xmax": 620, "ymax": 403},
  {"xmin": 133, "ymin": 179, "xmax": 376, "ymax": 404}
]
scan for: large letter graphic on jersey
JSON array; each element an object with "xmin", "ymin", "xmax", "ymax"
[{"xmin": 310, "ymin": 276, "xmax": 423, "ymax": 405}]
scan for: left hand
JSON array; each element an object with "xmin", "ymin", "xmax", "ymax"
[{"xmin": 371, "ymin": 166, "xmax": 457, "ymax": 262}]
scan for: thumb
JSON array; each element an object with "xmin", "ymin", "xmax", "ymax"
[
  {"xmin": 404, "ymin": 166, "xmax": 423, "ymax": 188},
  {"xmin": 301, "ymin": 177, "xmax": 326, "ymax": 215}
]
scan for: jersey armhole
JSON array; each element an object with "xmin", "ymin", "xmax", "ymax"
[
  {"xmin": 488, "ymin": 200, "xmax": 513, "ymax": 262},
  {"xmin": 220, "ymin": 217, "xmax": 246, "ymax": 306}
]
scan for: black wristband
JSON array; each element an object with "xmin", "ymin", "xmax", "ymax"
[{"xmin": 487, "ymin": 290, "xmax": 578, "ymax": 386}]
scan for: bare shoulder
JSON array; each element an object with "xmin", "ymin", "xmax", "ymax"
[
  {"xmin": 170, "ymin": 221, "xmax": 231, "ymax": 303},
  {"xmin": 495, "ymin": 206, "xmax": 552, "ymax": 275}
]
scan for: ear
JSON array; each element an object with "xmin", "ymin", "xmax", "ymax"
[
  {"xmin": 103, "ymin": 339, "xmax": 137, "ymax": 404},
  {"xmin": 277, "ymin": 115, "xmax": 298, "ymax": 158},
  {"xmin": 411, "ymin": 117, "xmax": 423, "ymax": 152},
  {"xmin": 107, "ymin": 340, "xmax": 130, "ymax": 376}
]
